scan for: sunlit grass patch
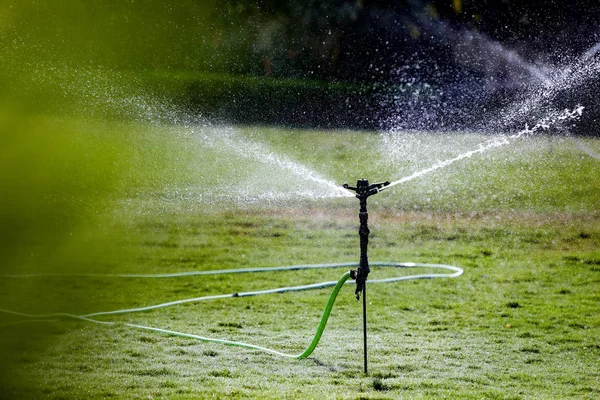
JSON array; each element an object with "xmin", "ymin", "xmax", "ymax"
[{"xmin": 0, "ymin": 115, "xmax": 599, "ymax": 398}]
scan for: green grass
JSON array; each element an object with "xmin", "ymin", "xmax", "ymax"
[{"xmin": 1, "ymin": 115, "xmax": 599, "ymax": 399}]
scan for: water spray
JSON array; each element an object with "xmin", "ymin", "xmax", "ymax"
[{"xmin": 342, "ymin": 179, "xmax": 390, "ymax": 374}]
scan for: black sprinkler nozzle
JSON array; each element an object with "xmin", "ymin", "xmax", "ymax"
[
  {"xmin": 342, "ymin": 179, "xmax": 390, "ymax": 299},
  {"xmin": 343, "ymin": 179, "xmax": 390, "ymax": 199}
]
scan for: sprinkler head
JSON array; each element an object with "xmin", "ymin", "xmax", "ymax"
[
  {"xmin": 343, "ymin": 179, "xmax": 390, "ymax": 199},
  {"xmin": 342, "ymin": 178, "xmax": 390, "ymax": 300}
]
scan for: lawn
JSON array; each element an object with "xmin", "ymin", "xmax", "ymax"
[{"xmin": 0, "ymin": 115, "xmax": 599, "ymax": 399}]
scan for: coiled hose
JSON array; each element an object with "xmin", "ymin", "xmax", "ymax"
[{"xmin": 0, "ymin": 262, "xmax": 462, "ymax": 359}]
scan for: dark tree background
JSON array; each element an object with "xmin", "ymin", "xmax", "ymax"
[{"xmin": 2, "ymin": 0, "xmax": 599, "ymax": 132}]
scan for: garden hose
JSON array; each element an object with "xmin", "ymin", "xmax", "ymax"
[{"xmin": 0, "ymin": 262, "xmax": 462, "ymax": 359}]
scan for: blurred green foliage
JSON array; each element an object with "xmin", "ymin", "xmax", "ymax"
[
  {"xmin": 1, "ymin": 0, "xmax": 321, "ymax": 77},
  {"xmin": 0, "ymin": 109, "xmax": 120, "ymax": 393},
  {"xmin": 3, "ymin": 1, "xmax": 218, "ymax": 71},
  {"xmin": 1, "ymin": 1, "xmax": 376, "ymax": 128},
  {"xmin": 0, "ymin": 111, "xmax": 114, "ymax": 272}
]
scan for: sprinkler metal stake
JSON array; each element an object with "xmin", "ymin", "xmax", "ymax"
[{"xmin": 342, "ymin": 179, "xmax": 389, "ymax": 374}]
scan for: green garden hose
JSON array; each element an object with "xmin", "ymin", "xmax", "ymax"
[{"xmin": 0, "ymin": 262, "xmax": 462, "ymax": 359}]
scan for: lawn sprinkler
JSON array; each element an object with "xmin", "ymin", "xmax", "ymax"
[{"xmin": 342, "ymin": 179, "xmax": 390, "ymax": 374}]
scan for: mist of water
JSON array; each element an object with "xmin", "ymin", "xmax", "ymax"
[
  {"xmin": 383, "ymin": 106, "xmax": 584, "ymax": 190},
  {"xmin": 487, "ymin": 53, "xmax": 600, "ymax": 133},
  {"xmin": 567, "ymin": 137, "xmax": 600, "ymax": 160},
  {"xmin": 41, "ymin": 67, "xmax": 351, "ymax": 205},
  {"xmin": 420, "ymin": 16, "xmax": 555, "ymax": 88},
  {"xmin": 190, "ymin": 126, "xmax": 353, "ymax": 203},
  {"xmin": 583, "ymin": 42, "xmax": 600, "ymax": 61},
  {"xmin": 33, "ymin": 38, "xmax": 598, "ymax": 209}
]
